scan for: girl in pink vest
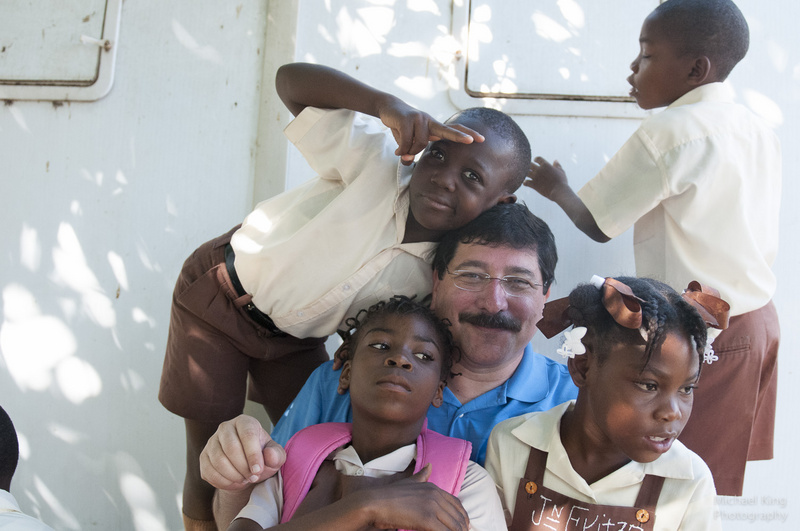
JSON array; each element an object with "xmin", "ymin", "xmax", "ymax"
[{"xmin": 228, "ymin": 295, "xmax": 504, "ymax": 530}]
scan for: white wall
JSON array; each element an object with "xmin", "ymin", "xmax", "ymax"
[
  {"xmin": 0, "ymin": 1, "xmax": 796, "ymax": 529},
  {"xmin": 1, "ymin": 1, "xmax": 276, "ymax": 529}
]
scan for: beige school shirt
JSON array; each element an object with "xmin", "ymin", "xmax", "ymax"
[
  {"xmin": 231, "ymin": 107, "xmax": 435, "ymax": 338},
  {"xmin": 579, "ymin": 82, "xmax": 781, "ymax": 316}
]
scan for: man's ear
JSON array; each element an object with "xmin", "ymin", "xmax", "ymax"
[
  {"xmin": 497, "ymin": 193, "xmax": 516, "ymax": 205},
  {"xmin": 337, "ymin": 360, "xmax": 352, "ymax": 395},
  {"xmin": 431, "ymin": 381, "xmax": 445, "ymax": 408},
  {"xmin": 430, "ymin": 270, "xmax": 442, "ymax": 311},
  {"xmin": 688, "ymin": 56, "xmax": 712, "ymax": 85}
]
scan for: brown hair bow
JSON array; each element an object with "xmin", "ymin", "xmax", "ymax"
[
  {"xmin": 681, "ymin": 281, "xmax": 730, "ymax": 330},
  {"xmin": 537, "ymin": 277, "xmax": 644, "ymax": 338},
  {"xmin": 536, "ymin": 277, "xmax": 730, "ymax": 339}
]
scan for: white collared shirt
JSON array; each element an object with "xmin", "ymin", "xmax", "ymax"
[
  {"xmin": 231, "ymin": 107, "xmax": 435, "ymax": 338},
  {"xmin": 237, "ymin": 443, "xmax": 506, "ymax": 530},
  {"xmin": 0, "ymin": 490, "xmax": 55, "ymax": 530},
  {"xmin": 579, "ymin": 82, "xmax": 781, "ymax": 316},
  {"xmin": 485, "ymin": 401, "xmax": 721, "ymax": 531}
]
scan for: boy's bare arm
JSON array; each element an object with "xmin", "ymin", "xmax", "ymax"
[
  {"xmin": 275, "ymin": 62, "xmax": 483, "ymax": 163},
  {"xmin": 229, "ymin": 465, "xmax": 469, "ymax": 531},
  {"xmin": 525, "ymin": 157, "xmax": 610, "ymax": 243}
]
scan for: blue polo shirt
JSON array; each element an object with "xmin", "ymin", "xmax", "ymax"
[{"xmin": 270, "ymin": 344, "xmax": 578, "ymax": 465}]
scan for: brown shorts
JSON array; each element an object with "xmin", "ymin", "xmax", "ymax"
[
  {"xmin": 678, "ymin": 300, "xmax": 779, "ymax": 496},
  {"xmin": 158, "ymin": 226, "xmax": 329, "ymax": 424}
]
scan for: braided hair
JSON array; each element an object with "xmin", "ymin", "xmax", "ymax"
[{"xmin": 566, "ymin": 277, "xmax": 708, "ymax": 373}]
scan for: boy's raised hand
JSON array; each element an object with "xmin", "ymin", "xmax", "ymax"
[
  {"xmin": 378, "ymin": 99, "xmax": 484, "ymax": 165},
  {"xmin": 525, "ymin": 156, "xmax": 569, "ymax": 200},
  {"xmin": 525, "ymin": 156, "xmax": 610, "ymax": 243},
  {"xmin": 199, "ymin": 414, "xmax": 284, "ymax": 490}
]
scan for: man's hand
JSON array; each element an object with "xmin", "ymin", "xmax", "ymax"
[
  {"xmin": 199, "ymin": 415, "xmax": 285, "ymax": 490},
  {"xmin": 378, "ymin": 99, "xmax": 484, "ymax": 165},
  {"xmin": 524, "ymin": 156, "xmax": 569, "ymax": 200}
]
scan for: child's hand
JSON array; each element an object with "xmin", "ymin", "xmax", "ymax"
[
  {"xmin": 525, "ymin": 156, "xmax": 569, "ymax": 200},
  {"xmin": 358, "ymin": 464, "xmax": 470, "ymax": 530},
  {"xmin": 379, "ymin": 99, "xmax": 484, "ymax": 166},
  {"xmin": 199, "ymin": 414, "xmax": 285, "ymax": 490}
]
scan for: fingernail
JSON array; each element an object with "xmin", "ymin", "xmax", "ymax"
[
  {"xmin": 249, "ymin": 475, "xmax": 259, "ymax": 483},
  {"xmin": 252, "ymin": 464, "xmax": 261, "ymax": 474}
]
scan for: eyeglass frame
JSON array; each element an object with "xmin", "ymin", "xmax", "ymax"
[{"xmin": 445, "ymin": 268, "xmax": 543, "ymax": 297}]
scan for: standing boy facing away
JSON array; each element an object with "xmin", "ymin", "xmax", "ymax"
[
  {"xmin": 159, "ymin": 62, "xmax": 531, "ymax": 528},
  {"xmin": 228, "ymin": 296, "xmax": 504, "ymax": 531},
  {"xmin": 526, "ymin": 0, "xmax": 781, "ymax": 496}
]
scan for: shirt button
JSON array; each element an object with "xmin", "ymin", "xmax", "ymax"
[
  {"xmin": 458, "ymin": 414, "xmax": 464, "ymax": 418},
  {"xmin": 297, "ymin": 311, "xmax": 304, "ymax": 317},
  {"xmin": 354, "ymin": 469, "xmax": 364, "ymax": 476},
  {"xmin": 342, "ymin": 284, "xmax": 351, "ymax": 291}
]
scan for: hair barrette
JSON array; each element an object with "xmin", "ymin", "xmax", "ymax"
[
  {"xmin": 537, "ymin": 275, "xmax": 645, "ymax": 339},
  {"xmin": 540, "ymin": 275, "xmax": 647, "ymax": 359},
  {"xmin": 681, "ymin": 281, "xmax": 730, "ymax": 363}
]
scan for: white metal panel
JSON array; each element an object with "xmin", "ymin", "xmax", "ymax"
[
  {"xmin": 0, "ymin": 0, "xmax": 122, "ymax": 101},
  {"xmin": 449, "ymin": 0, "xmax": 657, "ymax": 117}
]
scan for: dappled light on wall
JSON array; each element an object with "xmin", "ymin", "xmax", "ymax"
[
  {"xmin": 1, "ymin": 283, "xmax": 77, "ymax": 392},
  {"xmin": 172, "ymin": 20, "xmax": 222, "ymax": 64},
  {"xmin": 52, "ymin": 222, "xmax": 117, "ymax": 329}
]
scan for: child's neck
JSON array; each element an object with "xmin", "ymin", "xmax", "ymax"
[
  {"xmin": 402, "ymin": 210, "xmax": 445, "ymax": 244},
  {"xmin": 559, "ymin": 406, "xmax": 632, "ymax": 486},
  {"xmin": 349, "ymin": 413, "xmax": 426, "ymax": 464}
]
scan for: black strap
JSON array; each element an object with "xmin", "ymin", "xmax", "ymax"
[{"xmin": 224, "ymin": 243, "xmax": 286, "ymax": 336}]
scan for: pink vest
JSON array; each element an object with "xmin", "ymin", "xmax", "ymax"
[{"xmin": 279, "ymin": 421, "xmax": 472, "ymax": 525}]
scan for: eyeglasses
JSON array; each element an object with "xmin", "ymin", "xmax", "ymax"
[{"xmin": 446, "ymin": 268, "xmax": 542, "ymax": 297}]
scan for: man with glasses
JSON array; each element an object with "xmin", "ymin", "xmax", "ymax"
[{"xmin": 200, "ymin": 203, "xmax": 577, "ymax": 524}]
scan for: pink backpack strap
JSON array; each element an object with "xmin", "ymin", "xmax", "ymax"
[
  {"xmin": 280, "ymin": 422, "xmax": 353, "ymax": 523},
  {"xmin": 414, "ymin": 419, "xmax": 472, "ymax": 496}
]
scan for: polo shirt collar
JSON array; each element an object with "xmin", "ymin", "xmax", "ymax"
[{"xmin": 503, "ymin": 344, "xmax": 554, "ymax": 403}]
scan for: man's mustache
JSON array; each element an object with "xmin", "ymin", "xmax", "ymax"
[{"xmin": 458, "ymin": 312, "xmax": 522, "ymax": 332}]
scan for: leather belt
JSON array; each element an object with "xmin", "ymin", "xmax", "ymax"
[{"xmin": 224, "ymin": 243, "xmax": 286, "ymax": 336}]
